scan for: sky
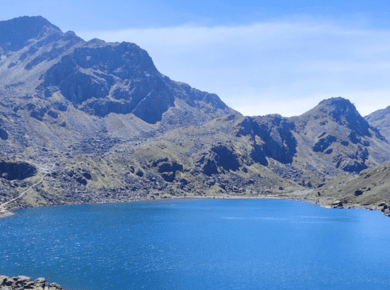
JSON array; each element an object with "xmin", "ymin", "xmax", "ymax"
[{"xmin": 2, "ymin": 0, "xmax": 390, "ymax": 117}]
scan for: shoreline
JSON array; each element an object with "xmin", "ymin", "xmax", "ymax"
[{"xmin": 1, "ymin": 189, "xmax": 388, "ymax": 219}]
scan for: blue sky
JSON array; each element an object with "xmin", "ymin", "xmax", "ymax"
[{"xmin": 2, "ymin": 0, "xmax": 390, "ymax": 116}]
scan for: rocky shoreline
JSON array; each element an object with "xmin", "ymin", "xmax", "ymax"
[
  {"xmin": 1, "ymin": 189, "xmax": 389, "ymax": 220},
  {"xmin": 0, "ymin": 276, "xmax": 63, "ymax": 290}
]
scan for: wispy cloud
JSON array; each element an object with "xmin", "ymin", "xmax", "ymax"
[{"xmin": 79, "ymin": 20, "xmax": 390, "ymax": 117}]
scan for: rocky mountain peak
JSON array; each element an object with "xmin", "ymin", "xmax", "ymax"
[
  {"xmin": 311, "ymin": 97, "xmax": 371, "ymax": 137},
  {"xmin": 318, "ymin": 97, "xmax": 360, "ymax": 119},
  {"xmin": 0, "ymin": 16, "xmax": 232, "ymax": 125},
  {"xmin": 0, "ymin": 16, "xmax": 61, "ymax": 52}
]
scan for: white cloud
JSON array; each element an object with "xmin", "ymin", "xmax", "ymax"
[{"xmin": 79, "ymin": 20, "xmax": 390, "ymax": 117}]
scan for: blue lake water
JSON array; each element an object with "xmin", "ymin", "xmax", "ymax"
[{"xmin": 1, "ymin": 199, "xmax": 390, "ymax": 290}]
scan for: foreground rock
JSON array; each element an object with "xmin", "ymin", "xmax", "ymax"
[{"xmin": 0, "ymin": 276, "xmax": 63, "ymax": 290}]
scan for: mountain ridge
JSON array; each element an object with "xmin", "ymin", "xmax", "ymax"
[
  {"xmin": 365, "ymin": 105, "xmax": 390, "ymax": 142},
  {"xmin": 1, "ymin": 16, "xmax": 390, "ymax": 217}
]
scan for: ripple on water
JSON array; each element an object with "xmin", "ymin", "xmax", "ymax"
[{"xmin": 0, "ymin": 199, "xmax": 390, "ymax": 290}]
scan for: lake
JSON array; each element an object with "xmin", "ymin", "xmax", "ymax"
[{"xmin": 1, "ymin": 199, "xmax": 390, "ymax": 290}]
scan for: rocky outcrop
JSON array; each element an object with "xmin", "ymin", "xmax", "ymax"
[
  {"xmin": 313, "ymin": 135, "xmax": 337, "ymax": 152},
  {"xmin": 237, "ymin": 115, "xmax": 297, "ymax": 165},
  {"xmin": 157, "ymin": 161, "xmax": 183, "ymax": 182},
  {"xmin": 0, "ymin": 275, "xmax": 63, "ymax": 290},
  {"xmin": 0, "ymin": 128, "xmax": 8, "ymax": 140},
  {"xmin": 200, "ymin": 145, "xmax": 240, "ymax": 176},
  {"xmin": 0, "ymin": 161, "xmax": 37, "ymax": 180}
]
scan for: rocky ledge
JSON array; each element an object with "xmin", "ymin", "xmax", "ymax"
[{"xmin": 0, "ymin": 276, "xmax": 64, "ymax": 290}]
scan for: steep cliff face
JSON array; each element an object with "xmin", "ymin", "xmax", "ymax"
[
  {"xmin": 42, "ymin": 41, "xmax": 175, "ymax": 123},
  {"xmin": 237, "ymin": 115, "xmax": 297, "ymax": 166}
]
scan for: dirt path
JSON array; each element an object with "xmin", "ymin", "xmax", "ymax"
[{"xmin": 0, "ymin": 164, "xmax": 54, "ymax": 210}]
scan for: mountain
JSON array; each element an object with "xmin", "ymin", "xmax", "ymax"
[
  {"xmin": 365, "ymin": 105, "xmax": 390, "ymax": 142},
  {"xmin": 235, "ymin": 97, "xmax": 390, "ymax": 186},
  {"xmin": 291, "ymin": 97, "xmax": 389, "ymax": 172},
  {"xmin": 0, "ymin": 16, "xmax": 233, "ymax": 128},
  {"xmin": 1, "ymin": 16, "xmax": 390, "ymax": 216}
]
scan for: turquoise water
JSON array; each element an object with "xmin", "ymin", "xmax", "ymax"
[{"xmin": 1, "ymin": 199, "xmax": 390, "ymax": 290}]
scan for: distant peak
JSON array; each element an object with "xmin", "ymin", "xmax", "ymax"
[
  {"xmin": 86, "ymin": 38, "xmax": 106, "ymax": 46},
  {"xmin": 314, "ymin": 97, "xmax": 370, "ymax": 136},
  {"xmin": 317, "ymin": 97, "xmax": 361, "ymax": 116},
  {"xmin": 1, "ymin": 15, "xmax": 61, "ymax": 32},
  {"xmin": 0, "ymin": 16, "xmax": 62, "ymax": 51},
  {"xmin": 319, "ymin": 97, "xmax": 354, "ymax": 108},
  {"xmin": 365, "ymin": 105, "xmax": 390, "ymax": 122}
]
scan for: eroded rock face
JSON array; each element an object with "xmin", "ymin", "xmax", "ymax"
[
  {"xmin": 238, "ymin": 115, "xmax": 297, "ymax": 165},
  {"xmin": 157, "ymin": 161, "xmax": 183, "ymax": 182},
  {"xmin": 0, "ymin": 161, "xmax": 37, "ymax": 180},
  {"xmin": 202, "ymin": 159, "xmax": 219, "ymax": 176},
  {"xmin": 313, "ymin": 135, "xmax": 337, "ymax": 152},
  {"xmin": 43, "ymin": 42, "xmax": 175, "ymax": 124},
  {"xmin": 0, "ymin": 128, "xmax": 8, "ymax": 140},
  {"xmin": 200, "ymin": 146, "xmax": 240, "ymax": 176}
]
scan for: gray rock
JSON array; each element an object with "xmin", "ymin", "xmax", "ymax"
[
  {"xmin": 34, "ymin": 278, "xmax": 46, "ymax": 286},
  {"xmin": 48, "ymin": 282, "xmax": 63, "ymax": 290},
  {"xmin": 331, "ymin": 200, "xmax": 343, "ymax": 208}
]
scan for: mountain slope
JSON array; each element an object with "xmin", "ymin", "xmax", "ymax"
[
  {"xmin": 0, "ymin": 16, "xmax": 234, "ymax": 131},
  {"xmin": 235, "ymin": 97, "xmax": 390, "ymax": 188},
  {"xmin": 365, "ymin": 105, "xmax": 390, "ymax": 142},
  {"xmin": 307, "ymin": 159, "xmax": 390, "ymax": 215},
  {"xmin": 0, "ymin": 16, "xmax": 235, "ymax": 155},
  {"xmin": 291, "ymin": 97, "xmax": 389, "ymax": 172}
]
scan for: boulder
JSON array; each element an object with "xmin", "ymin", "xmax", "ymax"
[
  {"xmin": 48, "ymin": 282, "xmax": 63, "ymax": 290},
  {"xmin": 331, "ymin": 200, "xmax": 343, "ymax": 208}
]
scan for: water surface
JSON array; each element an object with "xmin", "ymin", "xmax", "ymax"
[{"xmin": 1, "ymin": 199, "xmax": 390, "ymax": 290}]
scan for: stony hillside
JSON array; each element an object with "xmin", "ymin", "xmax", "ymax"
[
  {"xmin": 235, "ymin": 98, "xmax": 390, "ymax": 187},
  {"xmin": 306, "ymin": 159, "xmax": 390, "ymax": 215},
  {"xmin": 365, "ymin": 105, "xmax": 390, "ymax": 141},
  {"xmin": 291, "ymin": 98, "xmax": 390, "ymax": 172},
  {"xmin": 1, "ymin": 16, "xmax": 390, "ymax": 217}
]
